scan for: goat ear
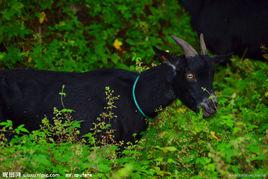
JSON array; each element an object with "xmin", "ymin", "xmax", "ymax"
[{"xmin": 153, "ymin": 46, "xmax": 171, "ymax": 61}]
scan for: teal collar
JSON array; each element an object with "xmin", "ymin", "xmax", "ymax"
[{"xmin": 132, "ymin": 75, "xmax": 150, "ymax": 118}]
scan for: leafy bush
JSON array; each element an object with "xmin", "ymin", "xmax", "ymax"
[{"xmin": 0, "ymin": 0, "xmax": 195, "ymax": 71}]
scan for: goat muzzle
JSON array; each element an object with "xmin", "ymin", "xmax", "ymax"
[{"xmin": 199, "ymin": 96, "xmax": 218, "ymax": 118}]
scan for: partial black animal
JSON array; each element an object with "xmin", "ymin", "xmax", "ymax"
[
  {"xmin": 180, "ymin": 0, "xmax": 268, "ymax": 59},
  {"xmin": 0, "ymin": 35, "xmax": 219, "ymax": 142}
]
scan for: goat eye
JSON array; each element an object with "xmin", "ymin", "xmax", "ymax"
[{"xmin": 186, "ymin": 73, "xmax": 196, "ymax": 81}]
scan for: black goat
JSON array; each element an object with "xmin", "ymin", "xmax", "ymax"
[
  {"xmin": 180, "ymin": 0, "xmax": 268, "ymax": 59},
  {"xmin": 0, "ymin": 35, "xmax": 219, "ymax": 142}
]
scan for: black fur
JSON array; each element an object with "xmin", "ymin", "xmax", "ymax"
[{"xmin": 180, "ymin": 0, "xmax": 268, "ymax": 59}]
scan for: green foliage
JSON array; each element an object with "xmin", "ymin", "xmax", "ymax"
[
  {"xmin": 0, "ymin": 0, "xmax": 195, "ymax": 71},
  {"xmin": 90, "ymin": 86, "xmax": 120, "ymax": 146}
]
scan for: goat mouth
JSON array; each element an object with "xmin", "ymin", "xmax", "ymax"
[
  {"xmin": 200, "ymin": 101, "xmax": 217, "ymax": 118},
  {"xmin": 202, "ymin": 106, "xmax": 215, "ymax": 117}
]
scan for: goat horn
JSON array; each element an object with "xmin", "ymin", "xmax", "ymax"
[
  {"xmin": 171, "ymin": 35, "xmax": 198, "ymax": 58},
  {"xmin": 200, "ymin": 33, "xmax": 207, "ymax": 55}
]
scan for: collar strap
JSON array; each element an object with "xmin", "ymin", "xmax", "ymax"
[{"xmin": 132, "ymin": 75, "xmax": 150, "ymax": 118}]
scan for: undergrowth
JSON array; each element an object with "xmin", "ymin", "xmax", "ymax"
[{"xmin": 0, "ymin": 0, "xmax": 195, "ymax": 71}]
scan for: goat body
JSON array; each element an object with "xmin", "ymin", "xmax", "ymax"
[
  {"xmin": 0, "ymin": 68, "xmax": 152, "ymax": 142},
  {"xmin": 181, "ymin": 0, "xmax": 268, "ymax": 59}
]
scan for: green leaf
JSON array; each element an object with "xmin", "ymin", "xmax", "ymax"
[
  {"xmin": 0, "ymin": 120, "xmax": 13, "ymax": 128},
  {"xmin": 161, "ymin": 146, "xmax": 177, "ymax": 153},
  {"xmin": 15, "ymin": 124, "xmax": 29, "ymax": 134}
]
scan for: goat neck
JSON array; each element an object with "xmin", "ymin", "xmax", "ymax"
[{"xmin": 134, "ymin": 63, "xmax": 176, "ymax": 118}]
